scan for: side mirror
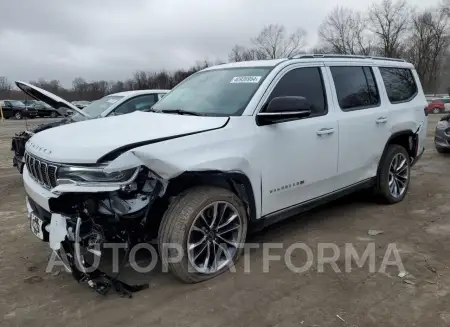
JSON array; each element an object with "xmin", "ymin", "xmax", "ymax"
[{"xmin": 257, "ymin": 96, "xmax": 311, "ymax": 126}]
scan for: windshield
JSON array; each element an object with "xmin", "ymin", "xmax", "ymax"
[
  {"xmin": 70, "ymin": 95, "xmax": 123, "ymax": 121},
  {"xmin": 11, "ymin": 101, "xmax": 25, "ymax": 107},
  {"xmin": 152, "ymin": 67, "xmax": 271, "ymax": 116}
]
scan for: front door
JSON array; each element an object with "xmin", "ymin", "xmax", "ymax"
[{"xmin": 258, "ymin": 66, "xmax": 339, "ymax": 216}]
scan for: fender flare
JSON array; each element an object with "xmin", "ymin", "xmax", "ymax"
[
  {"xmin": 377, "ymin": 129, "xmax": 416, "ymax": 175},
  {"xmin": 165, "ymin": 170, "xmax": 257, "ymax": 223}
]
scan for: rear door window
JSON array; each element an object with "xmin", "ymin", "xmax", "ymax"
[
  {"xmin": 379, "ymin": 67, "xmax": 418, "ymax": 103},
  {"xmin": 330, "ymin": 66, "xmax": 380, "ymax": 111}
]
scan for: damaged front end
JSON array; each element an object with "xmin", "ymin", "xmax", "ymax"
[
  {"xmin": 25, "ymin": 158, "xmax": 168, "ymax": 297},
  {"xmin": 12, "ymin": 119, "xmax": 68, "ymax": 174},
  {"xmin": 11, "ymin": 130, "xmax": 32, "ymax": 173}
]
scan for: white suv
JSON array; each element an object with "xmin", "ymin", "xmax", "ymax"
[{"xmin": 22, "ymin": 55, "xmax": 427, "ymax": 288}]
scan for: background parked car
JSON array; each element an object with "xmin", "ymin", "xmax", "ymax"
[
  {"xmin": 0, "ymin": 100, "xmax": 38, "ymax": 119},
  {"xmin": 22, "ymin": 99, "xmax": 62, "ymax": 118},
  {"xmin": 441, "ymin": 97, "xmax": 450, "ymax": 111},
  {"xmin": 434, "ymin": 114, "xmax": 450, "ymax": 153},
  {"xmin": 71, "ymin": 100, "xmax": 91, "ymax": 109},
  {"xmin": 427, "ymin": 99, "xmax": 446, "ymax": 114}
]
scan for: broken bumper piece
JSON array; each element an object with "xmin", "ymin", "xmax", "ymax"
[{"xmin": 26, "ymin": 196, "xmax": 149, "ymax": 297}]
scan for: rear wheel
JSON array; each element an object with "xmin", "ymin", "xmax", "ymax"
[
  {"xmin": 158, "ymin": 186, "xmax": 248, "ymax": 283},
  {"xmin": 15, "ymin": 112, "xmax": 22, "ymax": 120},
  {"xmin": 375, "ymin": 145, "xmax": 411, "ymax": 204},
  {"xmin": 50, "ymin": 111, "xmax": 57, "ymax": 118}
]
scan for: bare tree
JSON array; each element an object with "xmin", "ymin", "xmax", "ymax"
[
  {"xmin": 229, "ymin": 24, "xmax": 307, "ymax": 61},
  {"xmin": 252, "ymin": 24, "xmax": 307, "ymax": 59},
  {"xmin": 368, "ymin": 0, "xmax": 412, "ymax": 57},
  {"xmin": 228, "ymin": 45, "xmax": 265, "ymax": 62},
  {"xmin": 444, "ymin": 0, "xmax": 450, "ymax": 16},
  {"xmin": 0, "ymin": 76, "xmax": 12, "ymax": 92},
  {"xmin": 405, "ymin": 6, "xmax": 450, "ymax": 92},
  {"xmin": 72, "ymin": 77, "xmax": 88, "ymax": 98},
  {"xmin": 319, "ymin": 7, "xmax": 373, "ymax": 55}
]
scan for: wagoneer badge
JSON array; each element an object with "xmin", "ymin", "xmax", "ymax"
[{"xmin": 27, "ymin": 141, "xmax": 52, "ymax": 154}]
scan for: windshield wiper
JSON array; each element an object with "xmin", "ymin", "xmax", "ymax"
[{"xmin": 156, "ymin": 109, "xmax": 206, "ymax": 116}]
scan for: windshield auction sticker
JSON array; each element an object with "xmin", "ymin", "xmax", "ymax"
[{"xmin": 230, "ymin": 76, "xmax": 262, "ymax": 83}]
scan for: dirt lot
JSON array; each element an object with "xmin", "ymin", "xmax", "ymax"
[{"xmin": 1, "ymin": 116, "xmax": 450, "ymax": 327}]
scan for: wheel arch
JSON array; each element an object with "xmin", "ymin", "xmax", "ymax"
[
  {"xmin": 164, "ymin": 170, "xmax": 257, "ymax": 224},
  {"xmin": 378, "ymin": 130, "xmax": 417, "ymax": 174}
]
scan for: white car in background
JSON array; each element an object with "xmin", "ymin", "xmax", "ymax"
[
  {"xmin": 67, "ymin": 89, "xmax": 170, "ymax": 122},
  {"xmin": 11, "ymin": 82, "xmax": 170, "ymax": 174},
  {"xmin": 15, "ymin": 82, "xmax": 170, "ymax": 122}
]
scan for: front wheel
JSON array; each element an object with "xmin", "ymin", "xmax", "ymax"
[
  {"xmin": 15, "ymin": 112, "xmax": 22, "ymax": 120},
  {"xmin": 375, "ymin": 144, "xmax": 411, "ymax": 204},
  {"xmin": 158, "ymin": 186, "xmax": 248, "ymax": 283},
  {"xmin": 50, "ymin": 111, "xmax": 57, "ymax": 118}
]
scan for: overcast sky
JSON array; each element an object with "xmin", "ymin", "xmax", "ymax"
[{"xmin": 0, "ymin": 0, "xmax": 440, "ymax": 87}]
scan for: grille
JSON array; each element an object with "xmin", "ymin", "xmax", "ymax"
[{"xmin": 24, "ymin": 152, "xmax": 58, "ymax": 189}]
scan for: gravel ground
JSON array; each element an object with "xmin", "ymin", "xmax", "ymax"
[{"xmin": 1, "ymin": 115, "xmax": 450, "ymax": 327}]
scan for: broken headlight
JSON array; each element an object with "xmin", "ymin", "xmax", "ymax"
[{"xmin": 57, "ymin": 166, "xmax": 139, "ymax": 185}]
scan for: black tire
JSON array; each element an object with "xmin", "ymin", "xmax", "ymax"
[
  {"xmin": 436, "ymin": 146, "xmax": 450, "ymax": 154},
  {"xmin": 14, "ymin": 111, "xmax": 22, "ymax": 120},
  {"xmin": 50, "ymin": 111, "xmax": 57, "ymax": 118},
  {"xmin": 375, "ymin": 144, "xmax": 411, "ymax": 204},
  {"xmin": 158, "ymin": 186, "xmax": 248, "ymax": 283}
]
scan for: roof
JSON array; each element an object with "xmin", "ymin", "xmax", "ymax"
[
  {"xmin": 204, "ymin": 59, "xmax": 287, "ymax": 70},
  {"xmin": 204, "ymin": 54, "xmax": 414, "ymax": 71},
  {"xmin": 111, "ymin": 89, "xmax": 171, "ymax": 97}
]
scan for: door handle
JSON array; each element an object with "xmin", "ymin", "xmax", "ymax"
[
  {"xmin": 316, "ymin": 128, "xmax": 335, "ymax": 136},
  {"xmin": 376, "ymin": 117, "xmax": 388, "ymax": 124}
]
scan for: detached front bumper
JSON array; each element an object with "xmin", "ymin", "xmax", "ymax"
[
  {"xmin": 434, "ymin": 128, "xmax": 450, "ymax": 149},
  {"xmin": 12, "ymin": 154, "xmax": 24, "ymax": 173}
]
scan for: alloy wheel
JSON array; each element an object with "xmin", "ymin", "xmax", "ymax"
[
  {"xmin": 388, "ymin": 153, "xmax": 409, "ymax": 198},
  {"xmin": 187, "ymin": 201, "xmax": 243, "ymax": 274}
]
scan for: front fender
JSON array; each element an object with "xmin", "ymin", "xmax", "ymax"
[{"xmin": 103, "ymin": 146, "xmax": 262, "ymax": 218}]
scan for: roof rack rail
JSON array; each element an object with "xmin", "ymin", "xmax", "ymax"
[{"xmin": 288, "ymin": 54, "xmax": 406, "ymax": 63}]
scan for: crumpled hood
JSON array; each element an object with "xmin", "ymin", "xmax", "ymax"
[{"xmin": 25, "ymin": 111, "xmax": 229, "ymax": 164}]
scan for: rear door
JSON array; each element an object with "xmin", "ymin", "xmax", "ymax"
[{"xmin": 325, "ymin": 64, "xmax": 390, "ymax": 189}]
